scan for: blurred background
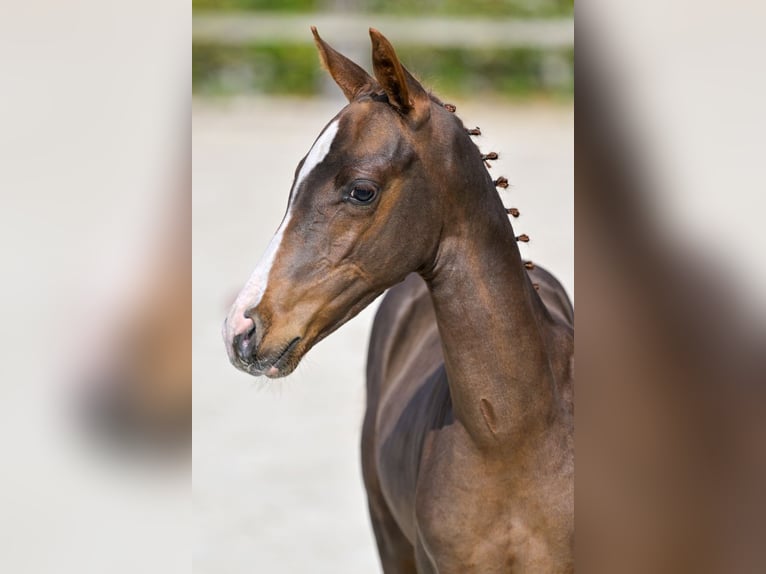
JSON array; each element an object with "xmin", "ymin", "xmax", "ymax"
[
  {"xmin": 0, "ymin": 1, "xmax": 190, "ymax": 573},
  {"xmin": 576, "ymin": 2, "xmax": 766, "ymax": 572},
  {"xmin": 192, "ymin": 1, "xmax": 572, "ymax": 572},
  {"xmin": 193, "ymin": 1, "xmax": 573, "ymax": 99}
]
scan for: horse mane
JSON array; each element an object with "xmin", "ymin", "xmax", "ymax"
[{"xmin": 360, "ymin": 88, "xmax": 445, "ymax": 108}]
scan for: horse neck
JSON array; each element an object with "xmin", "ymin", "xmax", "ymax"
[{"xmin": 422, "ymin": 142, "xmax": 560, "ymax": 449}]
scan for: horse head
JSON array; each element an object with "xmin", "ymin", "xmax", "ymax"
[{"xmin": 224, "ymin": 28, "xmax": 490, "ymax": 378}]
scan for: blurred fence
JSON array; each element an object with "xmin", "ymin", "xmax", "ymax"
[{"xmin": 193, "ymin": 13, "xmax": 573, "ymax": 48}]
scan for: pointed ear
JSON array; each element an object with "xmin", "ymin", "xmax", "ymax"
[
  {"xmin": 369, "ymin": 28, "xmax": 431, "ymax": 125},
  {"xmin": 312, "ymin": 26, "xmax": 375, "ymax": 102}
]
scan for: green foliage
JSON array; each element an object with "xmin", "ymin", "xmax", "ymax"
[
  {"xmin": 193, "ymin": 43, "xmax": 320, "ymax": 95},
  {"xmin": 400, "ymin": 46, "xmax": 573, "ymax": 97},
  {"xmin": 193, "ymin": 41, "xmax": 572, "ymax": 98}
]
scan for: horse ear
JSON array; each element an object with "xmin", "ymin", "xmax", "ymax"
[
  {"xmin": 312, "ymin": 26, "xmax": 375, "ymax": 102},
  {"xmin": 369, "ymin": 28, "xmax": 431, "ymax": 125}
]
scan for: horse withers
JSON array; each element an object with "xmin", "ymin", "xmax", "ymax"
[{"xmin": 223, "ymin": 28, "xmax": 574, "ymax": 573}]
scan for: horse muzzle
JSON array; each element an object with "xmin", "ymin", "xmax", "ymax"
[{"xmin": 223, "ymin": 310, "xmax": 302, "ymax": 378}]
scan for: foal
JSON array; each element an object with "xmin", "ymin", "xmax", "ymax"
[{"xmin": 224, "ymin": 28, "xmax": 574, "ymax": 573}]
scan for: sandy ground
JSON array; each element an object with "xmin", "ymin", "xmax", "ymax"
[{"xmin": 192, "ymin": 95, "xmax": 573, "ymax": 573}]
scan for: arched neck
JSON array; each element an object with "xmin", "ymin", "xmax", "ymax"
[{"xmin": 423, "ymin": 180, "xmax": 560, "ymax": 448}]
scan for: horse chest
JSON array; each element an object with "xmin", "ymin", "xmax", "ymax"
[{"xmin": 409, "ymin": 427, "xmax": 572, "ymax": 573}]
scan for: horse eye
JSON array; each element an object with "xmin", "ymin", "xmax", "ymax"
[{"xmin": 349, "ymin": 183, "xmax": 377, "ymax": 204}]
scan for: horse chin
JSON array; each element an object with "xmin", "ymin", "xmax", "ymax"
[
  {"xmin": 250, "ymin": 336, "xmax": 303, "ymax": 379},
  {"xmin": 263, "ymin": 363, "xmax": 297, "ymax": 379}
]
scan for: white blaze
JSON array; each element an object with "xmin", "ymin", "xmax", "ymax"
[
  {"xmin": 231, "ymin": 119, "xmax": 340, "ymax": 318},
  {"xmin": 294, "ymin": 118, "xmax": 340, "ymax": 194}
]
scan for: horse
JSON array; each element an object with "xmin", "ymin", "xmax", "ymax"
[{"xmin": 223, "ymin": 28, "xmax": 574, "ymax": 573}]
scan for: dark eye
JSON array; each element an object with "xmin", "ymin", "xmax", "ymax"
[{"xmin": 348, "ymin": 181, "xmax": 378, "ymax": 205}]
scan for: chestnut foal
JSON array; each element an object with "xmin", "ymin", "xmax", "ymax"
[{"xmin": 224, "ymin": 28, "xmax": 574, "ymax": 573}]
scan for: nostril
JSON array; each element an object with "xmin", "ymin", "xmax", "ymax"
[{"xmin": 235, "ymin": 319, "xmax": 256, "ymax": 360}]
